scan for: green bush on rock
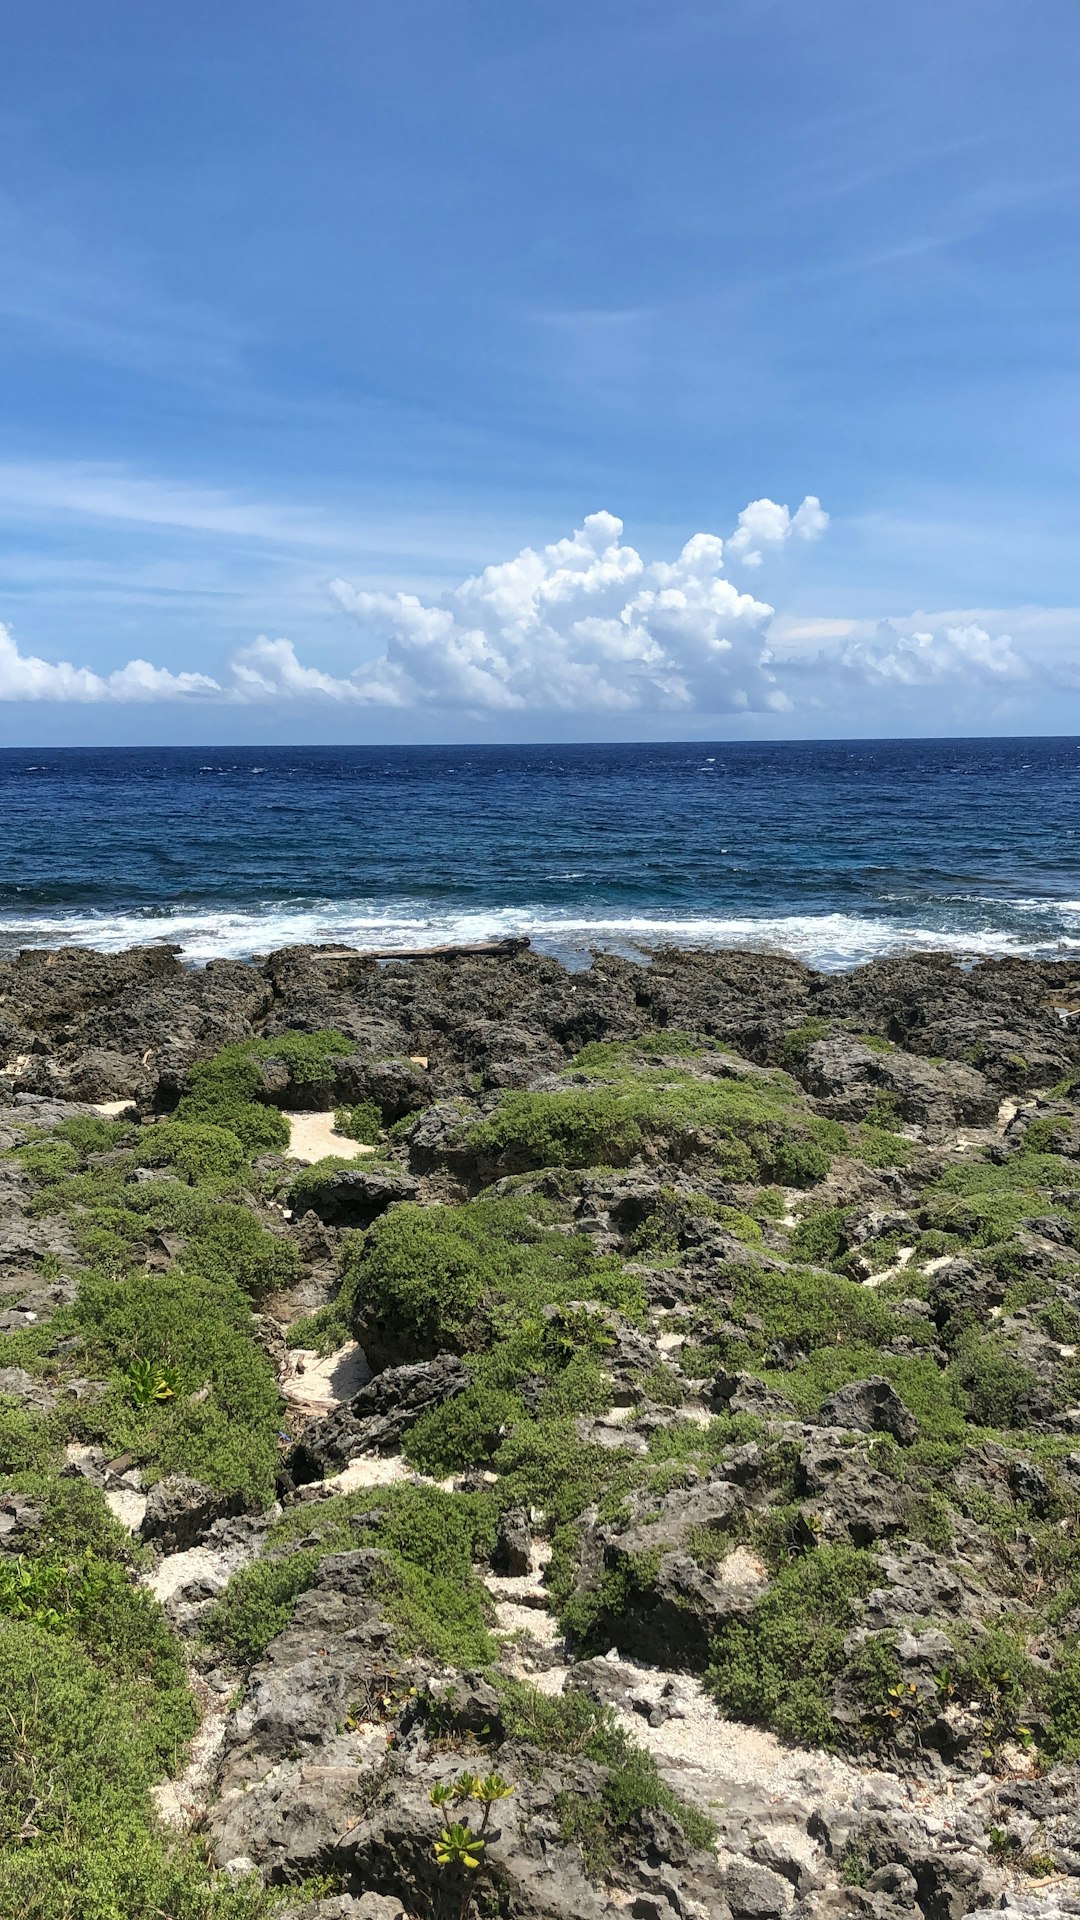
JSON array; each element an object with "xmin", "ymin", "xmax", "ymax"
[
  {"xmin": 342, "ymin": 1194, "xmax": 643, "ymax": 1363},
  {"xmin": 705, "ymin": 1544, "xmax": 880, "ymax": 1748},
  {"xmin": 463, "ymin": 1061, "xmax": 844, "ymax": 1184}
]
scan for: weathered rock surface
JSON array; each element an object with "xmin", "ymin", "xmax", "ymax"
[
  {"xmin": 286, "ymin": 1354, "xmax": 471, "ymax": 1483},
  {"xmin": 6, "ymin": 942, "xmax": 1080, "ymax": 1920}
]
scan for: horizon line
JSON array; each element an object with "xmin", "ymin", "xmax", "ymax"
[{"xmin": 1, "ymin": 731, "xmax": 1079, "ymax": 754}]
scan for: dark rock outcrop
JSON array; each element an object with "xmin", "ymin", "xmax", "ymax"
[{"xmin": 285, "ymin": 1354, "xmax": 471, "ymax": 1483}]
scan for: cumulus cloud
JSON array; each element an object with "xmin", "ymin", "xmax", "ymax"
[
  {"xmin": 0, "ymin": 621, "xmax": 220, "ymax": 702},
  {"xmin": 727, "ymin": 494, "xmax": 828, "ymax": 568},
  {"xmin": 838, "ymin": 619, "xmax": 1028, "ymax": 685},
  {"xmin": 0, "ymin": 495, "xmax": 835, "ymax": 712},
  {"xmin": 328, "ymin": 501, "xmax": 827, "ymax": 713}
]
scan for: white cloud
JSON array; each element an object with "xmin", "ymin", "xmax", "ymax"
[
  {"xmin": 327, "ymin": 502, "xmax": 825, "ymax": 713},
  {"xmin": 727, "ymin": 494, "xmax": 829, "ymax": 568},
  {"xmin": 838, "ymin": 619, "xmax": 1027, "ymax": 685},
  {"xmin": 0, "ymin": 622, "xmax": 221, "ymax": 702},
  {"xmin": 0, "ymin": 494, "xmax": 863, "ymax": 714}
]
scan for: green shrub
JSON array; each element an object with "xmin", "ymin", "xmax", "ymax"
[
  {"xmin": 951, "ymin": 1333, "xmax": 1043, "ymax": 1428},
  {"xmin": 0, "ymin": 1401, "xmax": 57, "ymax": 1476},
  {"xmin": 493, "ymin": 1418, "xmax": 637, "ymax": 1525},
  {"xmin": 790, "ymin": 1206, "xmax": 849, "ymax": 1266},
  {"xmin": 0, "ymin": 1621, "xmax": 267, "ymax": 1920},
  {"xmin": 206, "ymin": 1547, "xmax": 325, "ymax": 1665},
  {"xmin": 134, "ymin": 1121, "xmax": 253, "ymax": 1190},
  {"xmin": 705, "ymin": 1544, "xmax": 879, "ymax": 1747},
  {"xmin": 463, "ymin": 1063, "xmax": 843, "ymax": 1185},
  {"xmin": 405, "ymin": 1385, "xmax": 523, "ymax": 1476},
  {"xmin": 172, "ymin": 1031, "xmax": 355, "ymax": 1157},
  {"xmin": 67, "ymin": 1268, "xmax": 282, "ymax": 1501},
  {"xmin": 721, "ymin": 1263, "xmax": 901, "ymax": 1360},
  {"xmin": 759, "ymin": 1346, "xmax": 961, "ymax": 1441},
  {"xmin": 180, "ymin": 1203, "xmax": 302, "ymax": 1301},
  {"xmin": 573, "ymin": 1032, "xmax": 704, "ymax": 1069},
  {"xmin": 287, "ymin": 1153, "xmax": 374, "ymax": 1207},
  {"xmin": 779, "ymin": 1018, "xmax": 830, "ymax": 1064},
  {"xmin": 343, "ymin": 1195, "xmax": 642, "ymax": 1361},
  {"xmin": 496, "ymin": 1678, "xmax": 715, "ymax": 1877},
  {"xmin": 334, "ymin": 1099, "xmax": 382, "ymax": 1144},
  {"xmin": 1042, "ymin": 1641, "xmax": 1080, "ymax": 1760},
  {"xmin": 209, "ymin": 1483, "xmax": 497, "ymax": 1668},
  {"xmin": 627, "ymin": 1188, "xmax": 723, "ymax": 1260},
  {"xmin": 854, "ymin": 1126, "xmax": 919, "ymax": 1169}
]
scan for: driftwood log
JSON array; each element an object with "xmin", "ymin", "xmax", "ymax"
[{"xmin": 310, "ymin": 935, "xmax": 531, "ymax": 962}]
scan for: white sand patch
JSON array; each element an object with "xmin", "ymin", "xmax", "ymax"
[
  {"xmin": 90, "ymin": 1097, "xmax": 137, "ymax": 1117},
  {"xmin": 606, "ymin": 1400, "xmax": 712, "ymax": 1428},
  {"xmin": 105, "ymin": 1486, "xmax": 147, "ymax": 1531},
  {"xmin": 863, "ymin": 1245, "xmax": 914, "ymax": 1289},
  {"xmin": 279, "ymin": 1340, "xmax": 371, "ymax": 1414},
  {"xmin": 922, "ymin": 1254, "xmax": 955, "ymax": 1274},
  {"xmin": 146, "ymin": 1542, "xmax": 235, "ymax": 1606},
  {"xmin": 153, "ymin": 1698, "xmax": 230, "ymax": 1828},
  {"xmin": 714, "ymin": 1544, "xmax": 769, "ymax": 1587},
  {"xmin": 495, "ymin": 1601, "xmax": 561, "ymax": 1644},
  {"xmin": 318, "ymin": 1454, "xmax": 415, "ymax": 1495},
  {"xmin": 519, "ymin": 1649, "xmax": 994, "ymax": 1838},
  {"xmin": 286, "ymin": 1111, "xmax": 377, "ymax": 1164},
  {"xmin": 677, "ymin": 1401, "xmax": 713, "ymax": 1427}
]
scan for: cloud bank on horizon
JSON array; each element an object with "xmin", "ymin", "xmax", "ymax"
[{"xmin": 0, "ymin": 492, "xmax": 1048, "ymax": 718}]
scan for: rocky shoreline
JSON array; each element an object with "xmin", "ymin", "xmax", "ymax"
[{"xmin": 2, "ymin": 941, "xmax": 1080, "ymax": 1920}]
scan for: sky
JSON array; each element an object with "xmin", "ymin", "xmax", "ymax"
[{"xmin": 1, "ymin": 0, "xmax": 1079, "ymax": 744}]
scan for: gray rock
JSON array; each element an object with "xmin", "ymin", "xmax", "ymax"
[
  {"xmin": 494, "ymin": 1504, "xmax": 532, "ymax": 1576},
  {"xmin": 722, "ymin": 1859, "xmax": 794, "ymax": 1917},
  {"xmin": 866, "ymin": 1864, "xmax": 918, "ymax": 1898},
  {"xmin": 290, "ymin": 1164, "xmax": 419, "ymax": 1228},
  {"xmin": 820, "ymin": 1378, "xmax": 918, "ymax": 1446},
  {"xmin": 140, "ymin": 1476, "xmax": 246, "ymax": 1552},
  {"xmin": 286, "ymin": 1353, "xmax": 471, "ymax": 1483},
  {"xmin": 0, "ymin": 1365, "xmax": 57, "ymax": 1412},
  {"xmin": 801, "ymin": 1035, "xmax": 996, "ymax": 1131}
]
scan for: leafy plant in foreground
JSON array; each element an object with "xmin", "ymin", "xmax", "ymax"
[{"xmin": 430, "ymin": 1771, "xmax": 515, "ymax": 1920}]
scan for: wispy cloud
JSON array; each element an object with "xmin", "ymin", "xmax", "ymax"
[{"xmin": 0, "ymin": 191, "xmax": 245, "ymax": 389}]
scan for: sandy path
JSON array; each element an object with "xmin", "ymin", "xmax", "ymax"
[{"xmin": 286, "ymin": 1111, "xmax": 377, "ymax": 1164}]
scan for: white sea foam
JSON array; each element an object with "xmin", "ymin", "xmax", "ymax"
[{"xmin": 1, "ymin": 902, "xmax": 1078, "ymax": 970}]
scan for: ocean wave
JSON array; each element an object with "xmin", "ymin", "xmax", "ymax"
[{"xmin": 1, "ymin": 901, "xmax": 1079, "ymax": 969}]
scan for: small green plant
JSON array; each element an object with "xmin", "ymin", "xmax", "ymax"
[
  {"xmin": 125, "ymin": 1358, "xmax": 181, "ymax": 1407},
  {"xmin": 839, "ymin": 1843, "xmax": 869, "ymax": 1887},
  {"xmin": 430, "ymin": 1771, "xmax": 514, "ymax": 1920}
]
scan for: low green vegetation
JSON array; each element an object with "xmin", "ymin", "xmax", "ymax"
[
  {"xmin": 172, "ymin": 1028, "xmax": 355, "ymax": 1152},
  {"xmin": 343, "ymin": 1193, "xmax": 644, "ymax": 1360},
  {"xmin": 208, "ymin": 1481, "xmax": 497, "ymax": 1667},
  {"xmin": 705, "ymin": 1544, "xmax": 880, "ymax": 1747},
  {"xmin": 333, "ymin": 1098, "xmax": 382, "ymax": 1143},
  {"xmin": 0, "ymin": 1620, "xmax": 271, "ymax": 1920},
  {"xmin": 463, "ymin": 1059, "xmax": 845, "ymax": 1184},
  {"xmin": 5, "ymin": 1011, "xmax": 1080, "ymax": 1910},
  {"xmin": 496, "ymin": 1678, "xmax": 716, "ymax": 1876}
]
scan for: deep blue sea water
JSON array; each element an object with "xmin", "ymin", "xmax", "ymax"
[{"xmin": 1, "ymin": 738, "xmax": 1079, "ymax": 970}]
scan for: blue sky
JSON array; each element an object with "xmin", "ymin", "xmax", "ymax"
[{"xmin": 1, "ymin": 0, "xmax": 1079, "ymax": 743}]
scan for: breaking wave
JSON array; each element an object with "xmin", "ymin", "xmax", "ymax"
[{"xmin": 2, "ymin": 901, "xmax": 1079, "ymax": 970}]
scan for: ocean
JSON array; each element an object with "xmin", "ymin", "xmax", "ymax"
[{"xmin": 1, "ymin": 737, "xmax": 1078, "ymax": 970}]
